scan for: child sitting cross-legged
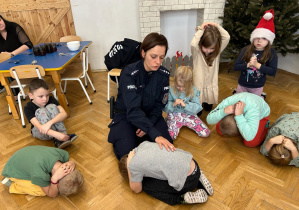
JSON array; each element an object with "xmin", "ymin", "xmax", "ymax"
[
  {"xmin": 164, "ymin": 66, "xmax": 210, "ymax": 140},
  {"xmin": 207, "ymin": 92, "xmax": 270, "ymax": 147},
  {"xmin": 1, "ymin": 145, "xmax": 84, "ymax": 197},
  {"xmin": 24, "ymin": 78, "xmax": 78, "ymax": 149},
  {"xmin": 119, "ymin": 141, "xmax": 213, "ymax": 205},
  {"xmin": 260, "ymin": 112, "xmax": 299, "ymax": 167}
]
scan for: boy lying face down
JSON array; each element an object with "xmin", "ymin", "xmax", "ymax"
[
  {"xmin": 119, "ymin": 141, "xmax": 213, "ymax": 205},
  {"xmin": 1, "ymin": 146, "xmax": 83, "ymax": 197}
]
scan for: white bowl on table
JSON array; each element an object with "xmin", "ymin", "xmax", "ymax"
[{"xmin": 66, "ymin": 41, "xmax": 80, "ymax": 51}]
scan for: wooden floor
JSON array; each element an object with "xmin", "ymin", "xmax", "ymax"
[{"xmin": 1, "ymin": 65, "xmax": 299, "ymax": 210}]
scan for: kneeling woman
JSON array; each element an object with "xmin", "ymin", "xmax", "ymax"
[{"xmin": 108, "ymin": 32, "xmax": 174, "ymax": 160}]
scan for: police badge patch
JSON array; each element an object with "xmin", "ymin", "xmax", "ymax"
[{"xmin": 162, "ymin": 93, "xmax": 169, "ymax": 104}]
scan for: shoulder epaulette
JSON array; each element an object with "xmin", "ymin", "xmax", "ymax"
[{"xmin": 158, "ymin": 67, "xmax": 170, "ymax": 76}]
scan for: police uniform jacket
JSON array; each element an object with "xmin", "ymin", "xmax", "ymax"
[{"xmin": 114, "ymin": 59, "xmax": 170, "ymax": 141}]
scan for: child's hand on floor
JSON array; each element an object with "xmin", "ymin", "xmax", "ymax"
[{"xmin": 235, "ymin": 101, "xmax": 245, "ymax": 116}]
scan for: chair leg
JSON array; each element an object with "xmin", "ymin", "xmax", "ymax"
[
  {"xmin": 18, "ymin": 93, "xmax": 26, "ymax": 128},
  {"xmin": 115, "ymin": 76, "xmax": 119, "ymax": 88},
  {"xmin": 8, "ymin": 104, "xmax": 11, "ymax": 114},
  {"xmin": 52, "ymin": 89, "xmax": 57, "ymax": 100},
  {"xmin": 107, "ymin": 72, "xmax": 110, "ymax": 103},
  {"xmin": 85, "ymin": 75, "xmax": 88, "ymax": 88},
  {"xmin": 63, "ymin": 81, "xmax": 67, "ymax": 93},
  {"xmin": 77, "ymin": 79, "xmax": 92, "ymax": 104},
  {"xmin": 59, "ymin": 83, "xmax": 69, "ymax": 106},
  {"xmin": 86, "ymin": 74, "xmax": 96, "ymax": 92}
]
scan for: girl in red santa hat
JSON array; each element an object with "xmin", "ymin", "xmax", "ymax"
[{"xmin": 234, "ymin": 9, "xmax": 278, "ymax": 98}]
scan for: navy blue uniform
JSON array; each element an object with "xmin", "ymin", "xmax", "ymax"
[{"xmin": 108, "ymin": 59, "xmax": 172, "ymax": 160}]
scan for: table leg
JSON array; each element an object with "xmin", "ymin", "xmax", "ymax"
[
  {"xmin": 46, "ymin": 71, "xmax": 69, "ymax": 116},
  {"xmin": 0, "ymin": 73, "xmax": 20, "ymax": 119}
]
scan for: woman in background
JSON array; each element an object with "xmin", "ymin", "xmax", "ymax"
[{"xmin": 0, "ymin": 15, "xmax": 33, "ymax": 93}]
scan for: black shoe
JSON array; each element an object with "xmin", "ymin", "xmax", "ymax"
[
  {"xmin": 261, "ymin": 92, "xmax": 266, "ymax": 99},
  {"xmin": 203, "ymin": 103, "xmax": 213, "ymax": 111},
  {"xmin": 68, "ymin": 134, "xmax": 78, "ymax": 142},
  {"xmin": 197, "ymin": 110, "xmax": 203, "ymax": 117},
  {"xmin": 53, "ymin": 137, "xmax": 72, "ymax": 149}
]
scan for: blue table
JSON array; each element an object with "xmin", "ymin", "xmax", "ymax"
[{"xmin": 0, "ymin": 41, "xmax": 92, "ymax": 119}]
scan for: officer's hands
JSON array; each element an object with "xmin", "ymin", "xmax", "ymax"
[
  {"xmin": 136, "ymin": 129, "xmax": 146, "ymax": 137},
  {"xmin": 155, "ymin": 136, "xmax": 176, "ymax": 152}
]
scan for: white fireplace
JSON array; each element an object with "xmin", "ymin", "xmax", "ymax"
[{"xmin": 139, "ymin": 0, "xmax": 226, "ymax": 58}]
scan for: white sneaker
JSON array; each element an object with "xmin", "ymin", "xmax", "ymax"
[
  {"xmin": 183, "ymin": 189, "xmax": 208, "ymax": 204},
  {"xmin": 1, "ymin": 177, "xmax": 12, "ymax": 187},
  {"xmin": 199, "ymin": 169, "xmax": 214, "ymax": 196}
]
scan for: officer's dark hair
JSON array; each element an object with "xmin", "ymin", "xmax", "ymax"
[{"xmin": 140, "ymin": 32, "xmax": 168, "ymax": 56}]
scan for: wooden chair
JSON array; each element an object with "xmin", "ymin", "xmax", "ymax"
[
  {"xmin": 59, "ymin": 35, "xmax": 81, "ymax": 42},
  {"xmin": 0, "ymin": 52, "xmax": 11, "ymax": 63},
  {"xmin": 9, "ymin": 65, "xmax": 56, "ymax": 128},
  {"xmin": 107, "ymin": 68, "xmax": 121, "ymax": 102},
  {"xmin": 61, "ymin": 46, "xmax": 96, "ymax": 104}
]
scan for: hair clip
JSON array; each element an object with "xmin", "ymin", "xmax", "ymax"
[{"xmin": 281, "ymin": 154, "xmax": 285, "ymax": 158}]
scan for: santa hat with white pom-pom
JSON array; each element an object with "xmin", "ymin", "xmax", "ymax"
[{"xmin": 250, "ymin": 9, "xmax": 275, "ymax": 44}]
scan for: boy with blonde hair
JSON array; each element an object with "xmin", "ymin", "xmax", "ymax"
[{"xmin": 1, "ymin": 146, "xmax": 84, "ymax": 197}]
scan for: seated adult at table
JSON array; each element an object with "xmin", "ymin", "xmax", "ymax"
[
  {"xmin": 108, "ymin": 32, "xmax": 175, "ymax": 160},
  {"xmin": 0, "ymin": 14, "xmax": 33, "ymax": 93}
]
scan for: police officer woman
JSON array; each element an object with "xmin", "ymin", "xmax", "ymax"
[{"xmin": 108, "ymin": 32, "xmax": 174, "ymax": 160}]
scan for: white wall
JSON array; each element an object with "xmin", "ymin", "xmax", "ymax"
[
  {"xmin": 70, "ymin": 1, "xmax": 299, "ymax": 75},
  {"xmin": 161, "ymin": 10, "xmax": 197, "ymax": 58},
  {"xmin": 70, "ymin": 0, "xmax": 141, "ymax": 70},
  {"xmin": 278, "ymin": 54, "xmax": 299, "ymax": 75}
]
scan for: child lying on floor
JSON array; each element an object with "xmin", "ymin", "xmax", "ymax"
[
  {"xmin": 119, "ymin": 141, "xmax": 213, "ymax": 205},
  {"xmin": 1, "ymin": 145, "xmax": 83, "ymax": 197}
]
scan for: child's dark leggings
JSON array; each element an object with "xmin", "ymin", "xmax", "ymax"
[{"xmin": 142, "ymin": 159, "xmax": 200, "ymax": 205}]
